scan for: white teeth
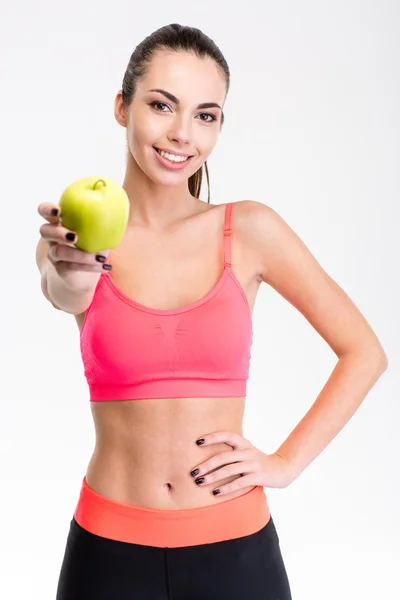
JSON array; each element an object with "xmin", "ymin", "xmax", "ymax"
[{"xmin": 157, "ymin": 149, "xmax": 189, "ymax": 163}]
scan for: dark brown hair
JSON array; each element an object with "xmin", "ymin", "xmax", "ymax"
[{"xmin": 120, "ymin": 24, "xmax": 230, "ymax": 203}]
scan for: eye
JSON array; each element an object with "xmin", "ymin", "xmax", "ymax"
[
  {"xmin": 150, "ymin": 101, "xmax": 217, "ymax": 123},
  {"xmin": 150, "ymin": 101, "xmax": 170, "ymax": 112},
  {"xmin": 198, "ymin": 113, "xmax": 217, "ymax": 123}
]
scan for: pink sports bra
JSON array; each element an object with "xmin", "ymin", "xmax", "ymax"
[{"xmin": 80, "ymin": 202, "xmax": 253, "ymax": 401}]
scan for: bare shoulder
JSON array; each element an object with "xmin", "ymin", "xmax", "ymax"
[
  {"xmin": 232, "ymin": 197, "xmax": 331, "ymax": 297},
  {"xmin": 230, "ymin": 199, "xmax": 276, "ymax": 236},
  {"xmin": 231, "ymin": 199, "xmax": 279, "ymax": 235},
  {"xmin": 234, "ymin": 200, "xmax": 387, "ymax": 363},
  {"xmin": 231, "ymin": 199, "xmax": 313, "ymax": 281},
  {"xmin": 230, "ymin": 200, "xmax": 277, "ymax": 279}
]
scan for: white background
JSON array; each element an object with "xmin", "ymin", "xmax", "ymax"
[{"xmin": 1, "ymin": 0, "xmax": 399, "ymax": 598}]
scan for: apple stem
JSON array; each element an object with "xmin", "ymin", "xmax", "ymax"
[{"xmin": 93, "ymin": 179, "xmax": 106, "ymax": 190}]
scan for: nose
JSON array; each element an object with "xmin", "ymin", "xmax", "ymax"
[{"xmin": 167, "ymin": 116, "xmax": 191, "ymax": 147}]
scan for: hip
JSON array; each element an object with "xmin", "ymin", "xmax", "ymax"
[
  {"xmin": 75, "ymin": 474, "xmax": 270, "ymax": 547},
  {"xmin": 57, "ymin": 507, "xmax": 292, "ymax": 600},
  {"xmin": 55, "ymin": 476, "xmax": 293, "ymax": 599}
]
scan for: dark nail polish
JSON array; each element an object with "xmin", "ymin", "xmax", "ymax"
[
  {"xmin": 51, "ymin": 208, "xmax": 59, "ymax": 217},
  {"xmin": 196, "ymin": 439, "xmax": 205, "ymax": 445},
  {"xmin": 65, "ymin": 232, "xmax": 76, "ymax": 241},
  {"xmin": 191, "ymin": 469, "xmax": 200, "ymax": 477},
  {"xmin": 103, "ymin": 264, "xmax": 112, "ymax": 270},
  {"xmin": 195, "ymin": 477, "xmax": 205, "ymax": 485},
  {"xmin": 213, "ymin": 489, "xmax": 221, "ymax": 495},
  {"xmin": 96, "ymin": 255, "xmax": 106, "ymax": 263}
]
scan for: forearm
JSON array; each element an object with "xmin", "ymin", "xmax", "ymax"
[
  {"xmin": 275, "ymin": 349, "xmax": 388, "ymax": 484},
  {"xmin": 41, "ymin": 259, "xmax": 94, "ymax": 315}
]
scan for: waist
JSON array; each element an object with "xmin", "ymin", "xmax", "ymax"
[
  {"xmin": 85, "ymin": 450, "xmax": 254, "ymax": 510},
  {"xmin": 88, "ymin": 395, "xmax": 246, "ymax": 508},
  {"xmin": 74, "ymin": 475, "xmax": 270, "ymax": 547}
]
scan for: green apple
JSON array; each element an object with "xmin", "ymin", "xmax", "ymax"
[{"xmin": 59, "ymin": 176, "xmax": 130, "ymax": 253}]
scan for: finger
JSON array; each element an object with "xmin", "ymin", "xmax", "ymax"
[
  {"xmin": 48, "ymin": 244, "xmax": 109, "ymax": 266},
  {"xmin": 39, "ymin": 222, "xmax": 78, "ymax": 246},
  {"xmin": 37, "ymin": 202, "xmax": 61, "ymax": 222},
  {"xmin": 193, "ymin": 449, "xmax": 248, "ymax": 476},
  {"xmin": 213, "ymin": 474, "xmax": 255, "ymax": 496},
  {"xmin": 197, "ymin": 432, "xmax": 250, "ymax": 451},
  {"xmin": 197, "ymin": 461, "xmax": 252, "ymax": 485},
  {"xmin": 55, "ymin": 260, "xmax": 108, "ymax": 275}
]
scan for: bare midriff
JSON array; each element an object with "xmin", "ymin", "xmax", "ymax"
[
  {"xmin": 79, "ymin": 201, "xmax": 262, "ymax": 511},
  {"xmin": 85, "ymin": 395, "xmax": 253, "ymax": 510}
]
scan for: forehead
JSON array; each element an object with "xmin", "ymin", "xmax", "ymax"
[{"xmin": 138, "ymin": 50, "xmax": 226, "ymax": 102}]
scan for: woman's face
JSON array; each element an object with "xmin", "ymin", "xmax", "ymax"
[{"xmin": 117, "ymin": 50, "xmax": 227, "ymax": 187}]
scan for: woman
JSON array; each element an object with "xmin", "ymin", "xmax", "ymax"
[{"xmin": 36, "ymin": 24, "xmax": 387, "ymax": 600}]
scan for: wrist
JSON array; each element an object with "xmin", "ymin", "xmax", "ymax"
[{"xmin": 272, "ymin": 451, "xmax": 298, "ymax": 487}]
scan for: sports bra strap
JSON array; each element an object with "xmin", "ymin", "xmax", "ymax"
[
  {"xmin": 106, "ymin": 207, "xmax": 233, "ymax": 268},
  {"xmin": 223, "ymin": 202, "xmax": 233, "ymax": 267}
]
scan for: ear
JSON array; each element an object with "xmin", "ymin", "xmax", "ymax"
[{"xmin": 114, "ymin": 90, "xmax": 127, "ymax": 128}]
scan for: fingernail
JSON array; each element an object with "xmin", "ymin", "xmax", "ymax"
[
  {"xmin": 51, "ymin": 208, "xmax": 59, "ymax": 217},
  {"xmin": 196, "ymin": 439, "xmax": 205, "ymax": 445},
  {"xmin": 195, "ymin": 478, "xmax": 205, "ymax": 485},
  {"xmin": 191, "ymin": 469, "xmax": 200, "ymax": 477},
  {"xmin": 213, "ymin": 489, "xmax": 221, "ymax": 495},
  {"xmin": 103, "ymin": 264, "xmax": 112, "ymax": 270},
  {"xmin": 96, "ymin": 255, "xmax": 106, "ymax": 263},
  {"xmin": 65, "ymin": 232, "xmax": 76, "ymax": 241}
]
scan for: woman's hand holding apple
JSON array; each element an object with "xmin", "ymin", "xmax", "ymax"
[
  {"xmin": 37, "ymin": 175, "xmax": 129, "ymax": 295},
  {"xmin": 37, "ymin": 202, "xmax": 111, "ymax": 294}
]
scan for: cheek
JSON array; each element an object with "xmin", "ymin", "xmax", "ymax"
[
  {"xmin": 128, "ymin": 106, "xmax": 160, "ymax": 141},
  {"xmin": 131, "ymin": 117, "xmax": 160, "ymax": 145},
  {"xmin": 197, "ymin": 127, "xmax": 219, "ymax": 155}
]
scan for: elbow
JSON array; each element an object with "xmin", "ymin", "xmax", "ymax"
[
  {"xmin": 341, "ymin": 343, "xmax": 389, "ymax": 374},
  {"xmin": 369, "ymin": 341, "xmax": 389, "ymax": 373},
  {"xmin": 378, "ymin": 350, "xmax": 389, "ymax": 373},
  {"xmin": 360, "ymin": 345, "xmax": 389, "ymax": 374}
]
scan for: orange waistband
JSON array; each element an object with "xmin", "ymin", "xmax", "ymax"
[{"xmin": 74, "ymin": 476, "xmax": 270, "ymax": 548}]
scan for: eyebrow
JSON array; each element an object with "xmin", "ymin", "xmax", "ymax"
[{"xmin": 148, "ymin": 88, "xmax": 222, "ymax": 111}]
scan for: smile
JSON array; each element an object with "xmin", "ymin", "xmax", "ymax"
[
  {"xmin": 154, "ymin": 148, "xmax": 192, "ymax": 162},
  {"xmin": 153, "ymin": 147, "xmax": 195, "ymax": 170}
]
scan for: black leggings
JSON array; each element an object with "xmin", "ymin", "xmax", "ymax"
[{"xmin": 56, "ymin": 515, "xmax": 292, "ymax": 599}]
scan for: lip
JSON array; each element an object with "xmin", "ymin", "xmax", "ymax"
[
  {"xmin": 153, "ymin": 146, "xmax": 194, "ymax": 171},
  {"xmin": 153, "ymin": 146, "xmax": 194, "ymax": 158}
]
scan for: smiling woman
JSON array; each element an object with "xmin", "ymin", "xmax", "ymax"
[
  {"xmin": 39, "ymin": 20, "xmax": 388, "ymax": 600},
  {"xmin": 52, "ymin": 23, "xmax": 296, "ymax": 600}
]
